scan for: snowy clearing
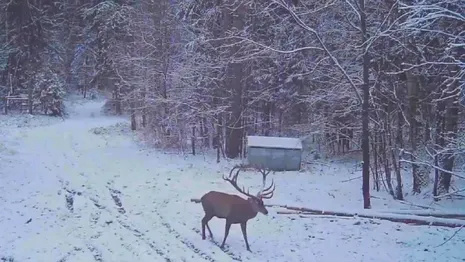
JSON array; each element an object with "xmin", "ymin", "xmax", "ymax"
[{"xmin": 1, "ymin": 98, "xmax": 465, "ymax": 262}]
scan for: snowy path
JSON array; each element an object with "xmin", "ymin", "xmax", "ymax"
[
  {"xmin": 1, "ymin": 99, "xmax": 465, "ymax": 262},
  {"xmin": 0, "ymin": 101, "xmax": 236, "ymax": 262}
]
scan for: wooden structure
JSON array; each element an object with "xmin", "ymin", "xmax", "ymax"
[
  {"xmin": 3, "ymin": 94, "xmax": 31, "ymax": 114},
  {"xmin": 246, "ymin": 135, "xmax": 303, "ymax": 171}
]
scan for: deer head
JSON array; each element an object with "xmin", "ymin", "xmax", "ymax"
[{"xmin": 223, "ymin": 164, "xmax": 276, "ymax": 215}]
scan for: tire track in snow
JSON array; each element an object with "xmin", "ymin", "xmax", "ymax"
[
  {"xmin": 54, "ymin": 124, "xmax": 175, "ymax": 261},
  {"xmin": 57, "ymin": 174, "xmax": 172, "ymax": 261},
  {"xmin": 81, "ymin": 188, "xmax": 173, "ymax": 262},
  {"xmin": 105, "ymin": 185, "xmax": 224, "ymax": 262},
  {"xmin": 190, "ymin": 228, "xmax": 242, "ymax": 261},
  {"xmin": 147, "ymin": 174, "xmax": 242, "ymax": 262},
  {"xmin": 158, "ymin": 219, "xmax": 217, "ymax": 262},
  {"xmin": 56, "ymin": 146, "xmax": 175, "ymax": 260},
  {"xmin": 108, "ymin": 187, "xmax": 126, "ymax": 214},
  {"xmin": 152, "ymin": 197, "xmax": 241, "ymax": 262},
  {"xmin": 86, "ymin": 181, "xmax": 225, "ymax": 262},
  {"xmin": 86, "ymin": 244, "xmax": 103, "ymax": 262},
  {"xmin": 32, "ymin": 102, "xmax": 237, "ymax": 261},
  {"xmin": 74, "ymin": 114, "xmax": 220, "ymax": 261},
  {"xmin": 113, "ymin": 218, "xmax": 172, "ymax": 261}
]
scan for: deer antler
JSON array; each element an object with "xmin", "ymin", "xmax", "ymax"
[
  {"xmin": 259, "ymin": 180, "xmax": 275, "ymax": 199},
  {"xmin": 254, "ymin": 166, "xmax": 275, "ymax": 199},
  {"xmin": 223, "ymin": 165, "xmax": 256, "ymax": 198}
]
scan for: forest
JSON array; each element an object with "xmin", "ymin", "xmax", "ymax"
[{"xmin": 1, "ymin": 0, "xmax": 464, "ymax": 209}]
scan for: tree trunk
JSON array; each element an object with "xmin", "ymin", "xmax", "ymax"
[
  {"xmin": 373, "ymin": 131, "xmax": 380, "ymax": 191},
  {"xmin": 192, "ymin": 125, "xmax": 196, "ymax": 156},
  {"xmin": 28, "ymin": 80, "xmax": 33, "ymax": 115},
  {"xmin": 406, "ymin": 72, "xmax": 422, "ymax": 193},
  {"xmin": 438, "ymin": 88, "xmax": 459, "ymax": 194},
  {"xmin": 115, "ymin": 87, "xmax": 122, "ymax": 115},
  {"xmin": 383, "ymin": 111, "xmax": 395, "ymax": 198},
  {"xmin": 130, "ymin": 94, "xmax": 136, "ymax": 130},
  {"xmin": 141, "ymin": 87, "xmax": 147, "ymax": 128},
  {"xmin": 360, "ymin": 0, "xmax": 371, "ymax": 209},
  {"xmin": 393, "ymin": 108, "xmax": 404, "ymax": 200},
  {"xmin": 216, "ymin": 114, "xmax": 221, "ymax": 163},
  {"xmin": 433, "ymin": 99, "xmax": 445, "ymax": 198},
  {"xmin": 263, "ymin": 102, "xmax": 271, "ymax": 135},
  {"xmin": 201, "ymin": 118, "xmax": 208, "ymax": 147},
  {"xmin": 224, "ymin": 2, "xmax": 244, "ymax": 159}
]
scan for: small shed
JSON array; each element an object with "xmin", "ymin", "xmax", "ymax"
[{"xmin": 246, "ymin": 135, "xmax": 303, "ymax": 171}]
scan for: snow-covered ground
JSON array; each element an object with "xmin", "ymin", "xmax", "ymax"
[{"xmin": 1, "ymin": 97, "xmax": 464, "ymax": 262}]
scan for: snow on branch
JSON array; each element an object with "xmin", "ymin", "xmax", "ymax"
[
  {"xmin": 269, "ymin": 0, "xmax": 363, "ymax": 103},
  {"xmin": 399, "ymin": 156, "xmax": 465, "ymax": 180},
  {"xmin": 206, "ymin": 36, "xmax": 324, "ymax": 54}
]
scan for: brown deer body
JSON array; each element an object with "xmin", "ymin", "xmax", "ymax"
[{"xmin": 200, "ymin": 165, "xmax": 275, "ymax": 251}]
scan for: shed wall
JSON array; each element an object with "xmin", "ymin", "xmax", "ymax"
[{"xmin": 247, "ymin": 146, "xmax": 302, "ymax": 171}]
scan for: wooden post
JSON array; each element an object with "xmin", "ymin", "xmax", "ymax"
[
  {"xmin": 3, "ymin": 97, "xmax": 8, "ymax": 114},
  {"xmin": 28, "ymin": 85, "xmax": 33, "ymax": 115}
]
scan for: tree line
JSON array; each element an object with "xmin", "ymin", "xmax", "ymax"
[{"xmin": 1, "ymin": 0, "xmax": 463, "ymax": 208}]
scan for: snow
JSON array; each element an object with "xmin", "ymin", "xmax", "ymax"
[
  {"xmin": 247, "ymin": 135, "xmax": 303, "ymax": 150},
  {"xmin": 1, "ymin": 97, "xmax": 465, "ymax": 262}
]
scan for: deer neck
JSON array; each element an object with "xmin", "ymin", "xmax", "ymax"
[{"xmin": 245, "ymin": 203, "xmax": 259, "ymax": 220}]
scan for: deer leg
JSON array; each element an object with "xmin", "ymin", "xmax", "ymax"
[
  {"xmin": 240, "ymin": 222, "xmax": 251, "ymax": 252},
  {"xmin": 206, "ymin": 223, "xmax": 213, "ymax": 239},
  {"xmin": 201, "ymin": 215, "xmax": 214, "ymax": 239},
  {"xmin": 201, "ymin": 219, "xmax": 206, "ymax": 240},
  {"xmin": 220, "ymin": 220, "xmax": 232, "ymax": 249}
]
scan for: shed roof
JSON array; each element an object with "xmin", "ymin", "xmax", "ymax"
[{"xmin": 247, "ymin": 135, "xmax": 303, "ymax": 150}]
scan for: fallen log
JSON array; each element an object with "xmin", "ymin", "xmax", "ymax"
[
  {"xmin": 281, "ymin": 206, "xmax": 465, "ymax": 228},
  {"xmin": 297, "ymin": 215, "xmax": 355, "ymax": 220},
  {"xmin": 277, "ymin": 211, "xmax": 354, "ymax": 219},
  {"xmin": 277, "ymin": 210, "xmax": 315, "ymax": 215},
  {"xmin": 190, "ymin": 198, "xmax": 465, "ymax": 227},
  {"xmin": 277, "ymin": 209, "xmax": 465, "ymax": 221},
  {"xmin": 281, "ymin": 206, "xmax": 465, "ymax": 220},
  {"xmin": 376, "ymin": 209, "xmax": 465, "ymax": 219}
]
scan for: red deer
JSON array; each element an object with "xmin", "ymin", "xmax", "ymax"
[{"xmin": 200, "ymin": 165, "xmax": 275, "ymax": 251}]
